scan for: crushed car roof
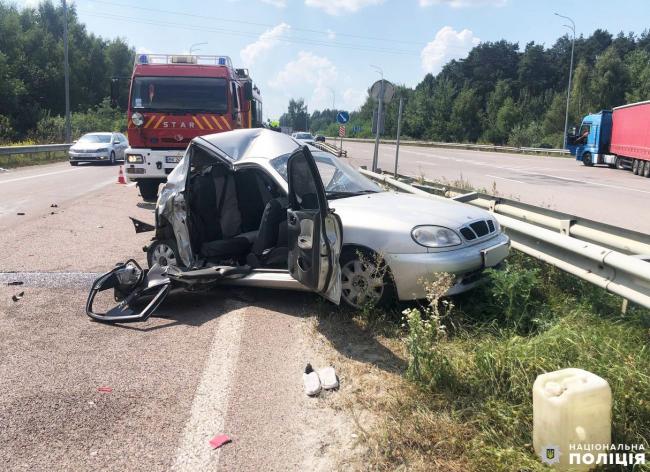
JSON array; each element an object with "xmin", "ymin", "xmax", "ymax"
[{"xmin": 198, "ymin": 128, "xmax": 301, "ymax": 162}]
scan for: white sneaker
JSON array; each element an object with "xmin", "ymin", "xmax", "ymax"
[
  {"xmin": 318, "ymin": 366, "xmax": 339, "ymax": 390},
  {"xmin": 303, "ymin": 364, "xmax": 321, "ymax": 396}
]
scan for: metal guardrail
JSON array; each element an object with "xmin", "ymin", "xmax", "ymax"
[
  {"xmin": 313, "ymin": 141, "xmax": 347, "ymax": 157},
  {"xmin": 330, "ymin": 137, "xmax": 569, "ymax": 156},
  {"xmin": 0, "ymin": 144, "xmax": 71, "ymax": 156},
  {"xmin": 359, "ymin": 168, "xmax": 650, "ymax": 309}
]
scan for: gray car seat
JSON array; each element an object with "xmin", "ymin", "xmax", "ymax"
[
  {"xmin": 190, "ymin": 165, "xmax": 252, "ymax": 259},
  {"xmin": 247, "ymin": 197, "xmax": 289, "ymax": 267}
]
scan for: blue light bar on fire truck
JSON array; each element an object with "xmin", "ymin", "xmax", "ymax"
[{"xmin": 135, "ymin": 54, "xmax": 234, "ymax": 69}]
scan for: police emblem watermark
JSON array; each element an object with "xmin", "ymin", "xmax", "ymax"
[{"xmin": 540, "ymin": 445, "xmax": 561, "ymax": 465}]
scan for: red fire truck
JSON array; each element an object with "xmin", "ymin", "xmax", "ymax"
[{"xmin": 123, "ymin": 54, "xmax": 263, "ymax": 201}]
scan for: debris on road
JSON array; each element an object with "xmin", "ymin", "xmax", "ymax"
[
  {"xmin": 97, "ymin": 225, "xmax": 103, "ymax": 229},
  {"xmin": 303, "ymin": 363, "xmax": 321, "ymax": 396},
  {"xmin": 50, "ymin": 203, "xmax": 58, "ymax": 208},
  {"xmin": 11, "ymin": 291, "xmax": 24, "ymax": 302},
  {"xmin": 7, "ymin": 281, "xmax": 23, "ymax": 286},
  {"xmin": 208, "ymin": 434, "xmax": 232, "ymax": 449},
  {"xmin": 318, "ymin": 366, "xmax": 340, "ymax": 390},
  {"xmin": 16, "ymin": 212, "xmax": 25, "ymax": 216},
  {"xmin": 97, "ymin": 386, "xmax": 113, "ymax": 393}
]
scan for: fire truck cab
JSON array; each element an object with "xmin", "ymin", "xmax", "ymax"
[{"xmin": 124, "ymin": 54, "xmax": 263, "ymax": 201}]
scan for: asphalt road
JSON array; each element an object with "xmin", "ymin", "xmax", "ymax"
[
  {"xmin": 0, "ymin": 161, "xmax": 116, "ymax": 231},
  {"xmin": 343, "ymin": 141, "xmax": 650, "ymax": 234},
  {"xmin": 0, "ymin": 164, "xmax": 358, "ymax": 471}
]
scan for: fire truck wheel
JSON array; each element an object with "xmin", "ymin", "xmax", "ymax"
[
  {"xmin": 643, "ymin": 161, "xmax": 650, "ymax": 178},
  {"xmin": 109, "ymin": 151, "xmax": 116, "ymax": 165},
  {"xmin": 138, "ymin": 181, "xmax": 160, "ymax": 202},
  {"xmin": 632, "ymin": 159, "xmax": 639, "ymax": 174},
  {"xmin": 582, "ymin": 152, "xmax": 593, "ymax": 166}
]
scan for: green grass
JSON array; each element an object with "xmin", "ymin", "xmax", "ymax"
[
  {"xmin": 352, "ymin": 252, "xmax": 650, "ymax": 471},
  {"xmin": 0, "ymin": 150, "xmax": 69, "ymax": 169}
]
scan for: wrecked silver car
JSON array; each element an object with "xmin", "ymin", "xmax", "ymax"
[{"xmin": 87, "ymin": 128, "xmax": 509, "ymax": 321}]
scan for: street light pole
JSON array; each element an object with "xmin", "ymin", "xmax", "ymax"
[
  {"xmin": 189, "ymin": 42, "xmax": 207, "ymax": 54},
  {"xmin": 371, "ymin": 65, "xmax": 384, "ymax": 172},
  {"xmin": 327, "ymin": 87, "xmax": 336, "ymax": 111},
  {"xmin": 555, "ymin": 12, "xmax": 576, "ymax": 150},
  {"xmin": 62, "ymin": 0, "xmax": 71, "ymax": 143}
]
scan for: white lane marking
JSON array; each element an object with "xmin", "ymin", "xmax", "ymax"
[
  {"xmin": 172, "ymin": 305, "xmax": 246, "ymax": 471},
  {"xmin": 415, "ymin": 160, "xmax": 436, "ymax": 166},
  {"xmin": 486, "ymin": 174, "xmax": 526, "ymax": 184},
  {"xmin": 407, "ymin": 149, "xmax": 650, "ymax": 195},
  {"xmin": 0, "ymin": 168, "xmax": 80, "ymax": 185}
]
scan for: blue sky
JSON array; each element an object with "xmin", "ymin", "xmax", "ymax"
[{"xmin": 17, "ymin": 0, "xmax": 650, "ymax": 119}]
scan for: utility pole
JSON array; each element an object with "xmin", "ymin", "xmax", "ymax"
[
  {"xmin": 371, "ymin": 65, "xmax": 383, "ymax": 172},
  {"xmin": 62, "ymin": 0, "xmax": 71, "ymax": 143},
  {"xmin": 394, "ymin": 97, "xmax": 403, "ymax": 178},
  {"xmin": 555, "ymin": 12, "xmax": 576, "ymax": 150}
]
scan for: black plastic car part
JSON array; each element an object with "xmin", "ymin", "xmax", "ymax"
[{"xmin": 86, "ymin": 260, "xmax": 171, "ymax": 323}]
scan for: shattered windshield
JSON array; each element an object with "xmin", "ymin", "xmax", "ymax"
[{"xmin": 271, "ymin": 151, "xmax": 381, "ymax": 198}]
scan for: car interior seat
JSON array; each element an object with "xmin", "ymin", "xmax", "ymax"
[
  {"xmin": 247, "ymin": 197, "xmax": 289, "ymax": 268},
  {"xmin": 190, "ymin": 165, "xmax": 251, "ymax": 260}
]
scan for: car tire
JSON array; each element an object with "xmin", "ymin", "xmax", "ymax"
[
  {"xmin": 147, "ymin": 239, "xmax": 183, "ymax": 269},
  {"xmin": 632, "ymin": 159, "xmax": 639, "ymax": 175},
  {"xmin": 582, "ymin": 152, "xmax": 593, "ymax": 166},
  {"xmin": 340, "ymin": 247, "xmax": 396, "ymax": 309},
  {"xmin": 70, "ymin": 161, "xmax": 78, "ymax": 166},
  {"xmin": 109, "ymin": 151, "xmax": 116, "ymax": 165},
  {"xmin": 138, "ymin": 181, "xmax": 160, "ymax": 202}
]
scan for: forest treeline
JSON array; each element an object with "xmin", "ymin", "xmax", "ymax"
[
  {"xmin": 0, "ymin": 1, "xmax": 134, "ymax": 143},
  {"xmin": 300, "ymin": 30, "xmax": 650, "ymax": 147}
]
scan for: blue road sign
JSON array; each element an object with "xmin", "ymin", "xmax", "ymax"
[{"xmin": 336, "ymin": 111, "xmax": 350, "ymax": 124}]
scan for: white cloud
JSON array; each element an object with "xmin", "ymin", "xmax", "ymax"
[
  {"xmin": 240, "ymin": 23, "xmax": 290, "ymax": 67},
  {"xmin": 269, "ymin": 51, "xmax": 339, "ymax": 110},
  {"xmin": 261, "ymin": 0, "xmax": 287, "ymax": 7},
  {"xmin": 342, "ymin": 88, "xmax": 367, "ymax": 110},
  {"xmin": 326, "ymin": 29, "xmax": 336, "ymax": 40},
  {"xmin": 419, "ymin": 0, "xmax": 506, "ymax": 7},
  {"xmin": 421, "ymin": 26, "xmax": 480, "ymax": 74},
  {"xmin": 305, "ymin": 0, "xmax": 384, "ymax": 16}
]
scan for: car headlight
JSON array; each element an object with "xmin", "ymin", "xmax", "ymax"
[
  {"xmin": 411, "ymin": 225, "xmax": 462, "ymax": 248},
  {"xmin": 131, "ymin": 112, "xmax": 144, "ymax": 127},
  {"xmin": 97, "ymin": 148, "xmax": 108, "ymax": 153},
  {"xmin": 126, "ymin": 154, "xmax": 144, "ymax": 163}
]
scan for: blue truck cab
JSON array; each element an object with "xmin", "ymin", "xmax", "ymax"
[{"xmin": 567, "ymin": 110, "xmax": 614, "ymax": 166}]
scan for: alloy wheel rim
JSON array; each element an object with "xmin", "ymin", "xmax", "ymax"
[
  {"xmin": 341, "ymin": 259, "xmax": 384, "ymax": 308},
  {"xmin": 153, "ymin": 244, "xmax": 176, "ymax": 267}
]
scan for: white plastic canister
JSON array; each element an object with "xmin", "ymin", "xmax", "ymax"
[{"xmin": 533, "ymin": 368, "xmax": 612, "ymax": 470}]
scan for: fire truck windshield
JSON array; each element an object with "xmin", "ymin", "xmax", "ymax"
[{"xmin": 130, "ymin": 77, "xmax": 228, "ymax": 113}]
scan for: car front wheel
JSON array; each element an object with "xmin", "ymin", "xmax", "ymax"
[
  {"xmin": 147, "ymin": 239, "xmax": 181, "ymax": 269},
  {"xmin": 340, "ymin": 248, "xmax": 396, "ymax": 309}
]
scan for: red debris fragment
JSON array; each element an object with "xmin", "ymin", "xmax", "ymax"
[
  {"xmin": 97, "ymin": 386, "xmax": 113, "ymax": 393},
  {"xmin": 208, "ymin": 434, "xmax": 231, "ymax": 449}
]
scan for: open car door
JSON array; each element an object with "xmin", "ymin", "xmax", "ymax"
[{"xmin": 286, "ymin": 147, "xmax": 342, "ymax": 304}]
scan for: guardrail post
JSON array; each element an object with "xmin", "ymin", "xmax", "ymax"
[{"xmin": 559, "ymin": 219, "xmax": 574, "ymax": 236}]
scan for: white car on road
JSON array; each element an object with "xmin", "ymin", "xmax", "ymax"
[
  {"xmin": 87, "ymin": 129, "xmax": 510, "ymax": 322},
  {"xmin": 291, "ymin": 132, "xmax": 315, "ymax": 145},
  {"xmin": 69, "ymin": 132, "xmax": 128, "ymax": 166}
]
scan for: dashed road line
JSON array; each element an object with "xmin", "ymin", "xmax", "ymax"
[{"xmin": 171, "ymin": 304, "xmax": 246, "ymax": 471}]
